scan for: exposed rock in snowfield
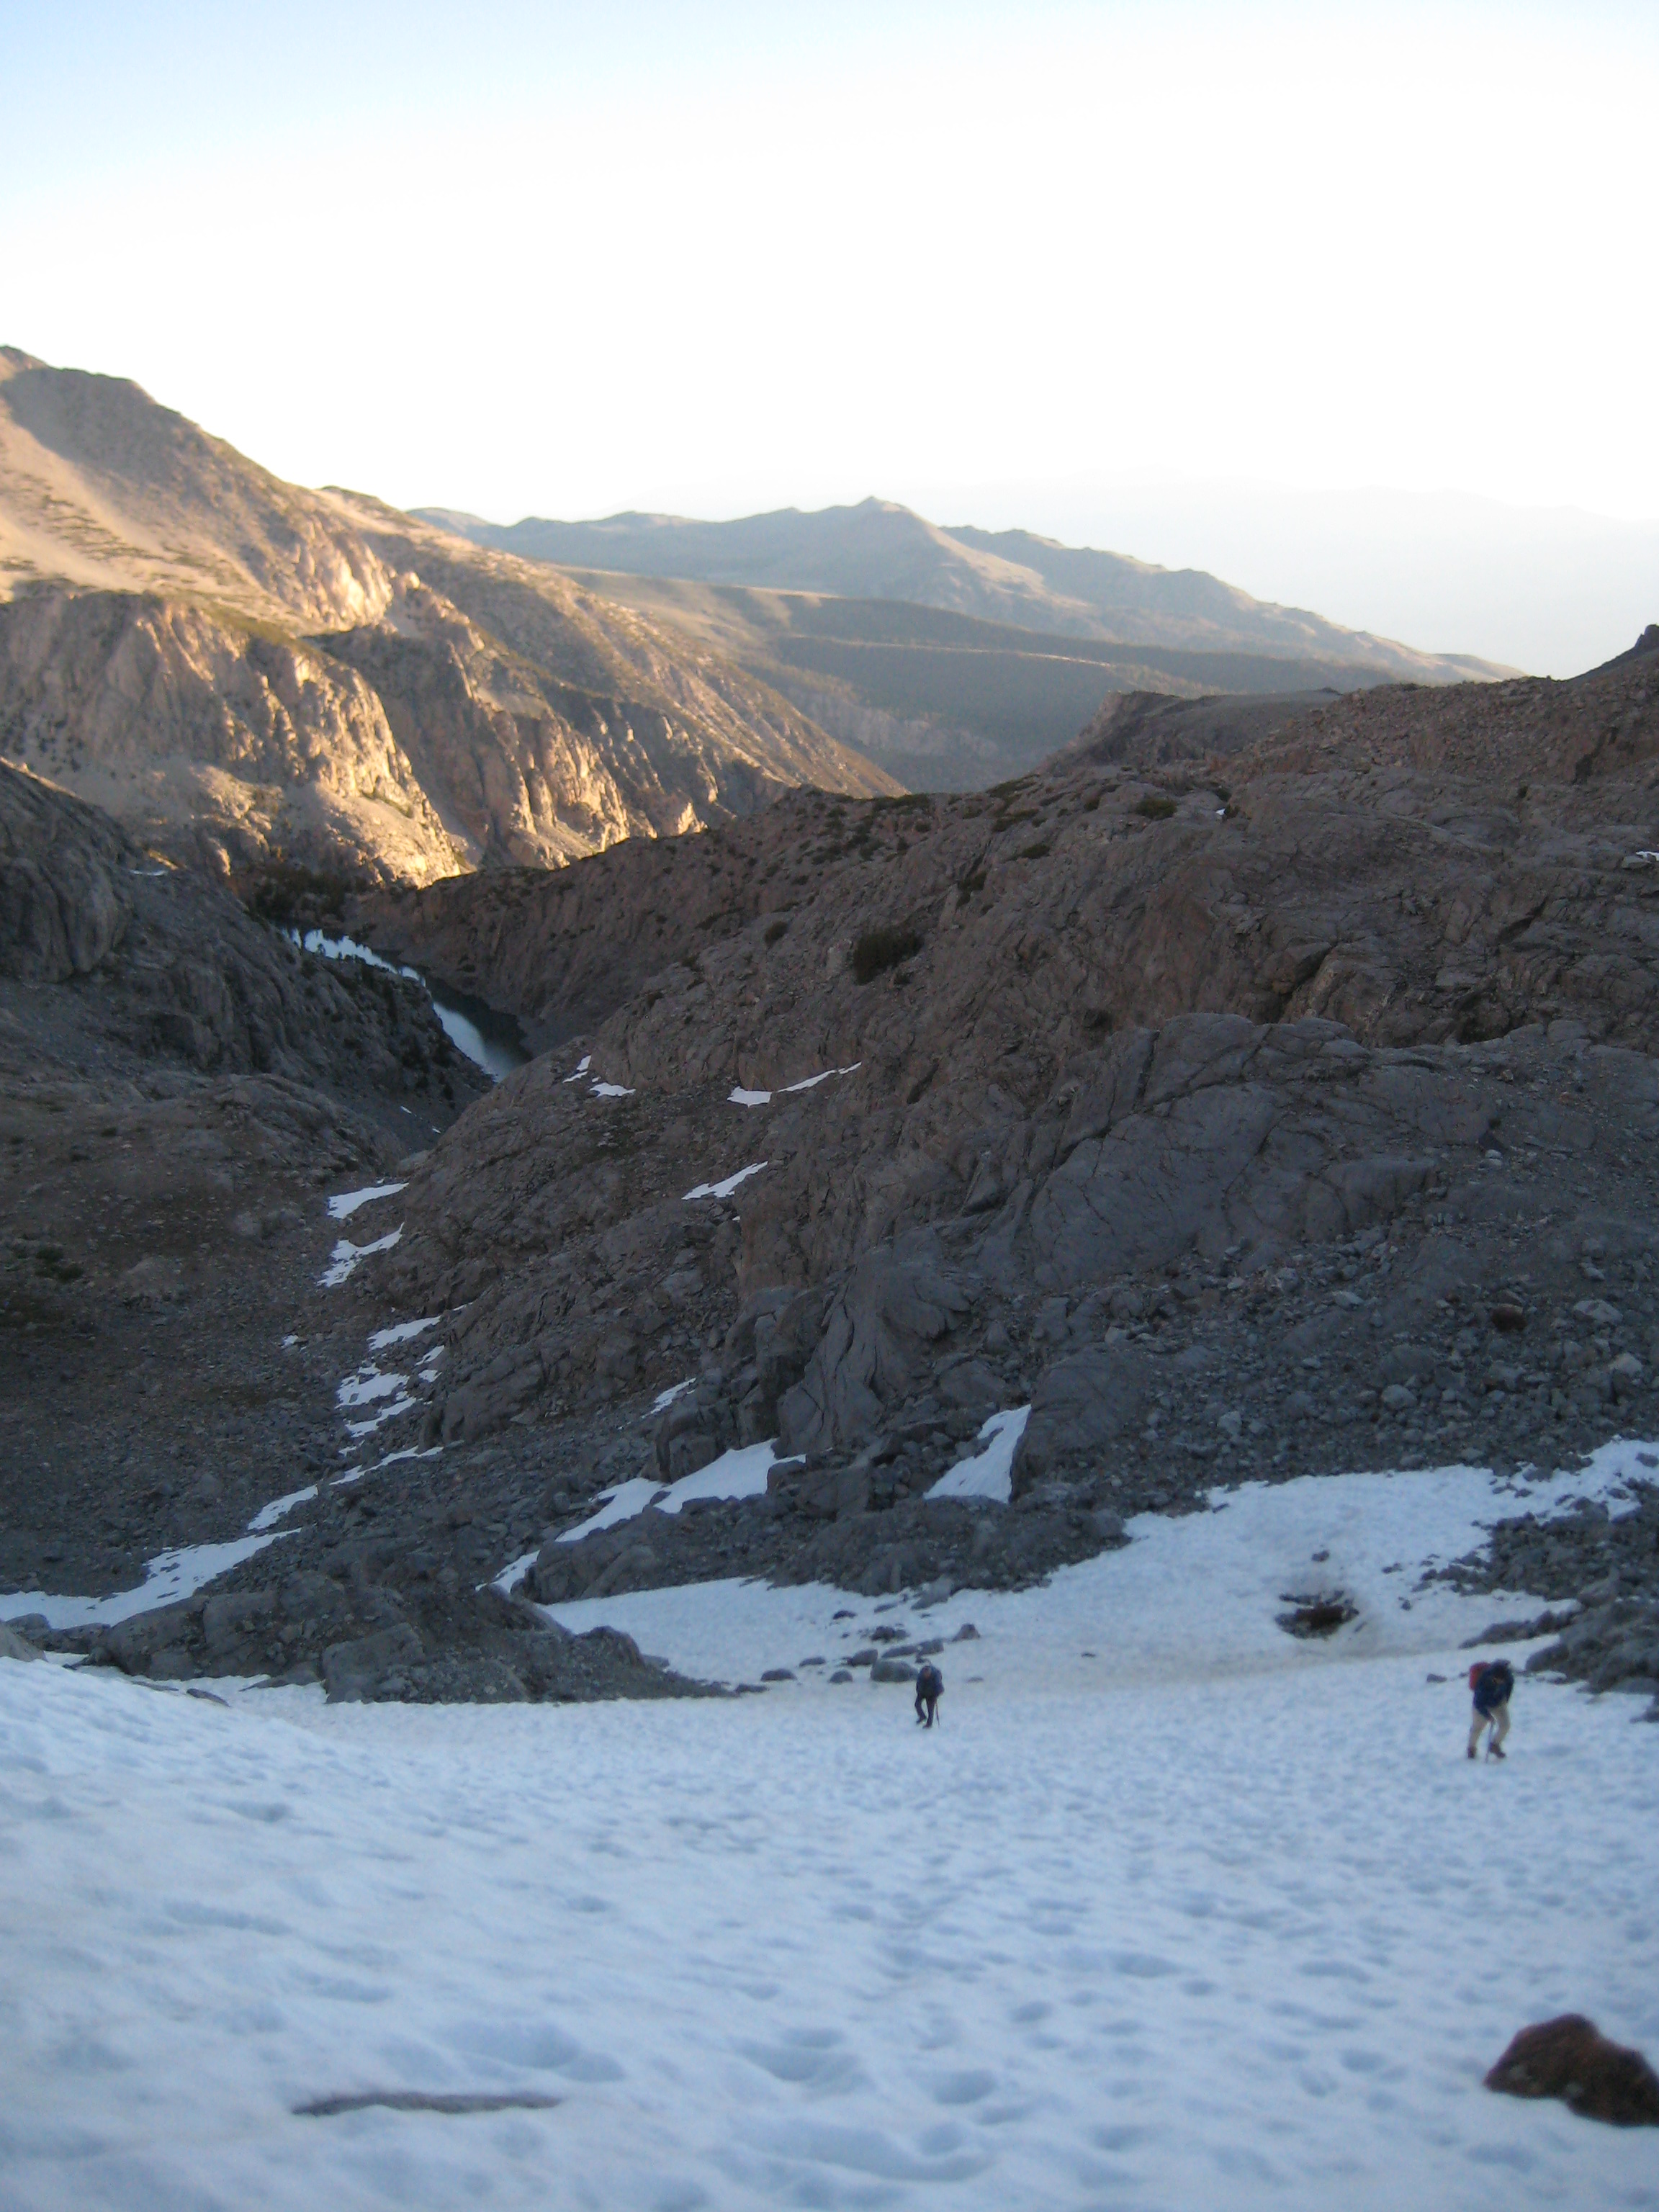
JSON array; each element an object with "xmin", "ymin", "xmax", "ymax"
[{"xmin": 1486, "ymin": 2015, "xmax": 1659, "ymax": 2126}]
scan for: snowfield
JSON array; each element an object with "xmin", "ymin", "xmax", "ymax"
[{"xmin": 3, "ymin": 1453, "xmax": 1658, "ymax": 2211}]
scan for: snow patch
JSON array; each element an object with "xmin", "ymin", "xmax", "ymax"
[
  {"xmin": 0, "ymin": 1535, "xmax": 287, "ymax": 1630},
  {"xmin": 557, "ymin": 1478, "xmax": 667, "ymax": 1542},
  {"xmin": 246, "ymin": 1485, "xmax": 318, "ymax": 1534},
  {"xmin": 319, "ymin": 1227, "xmax": 401, "ymax": 1288},
  {"xmin": 493, "ymin": 1550, "xmax": 540, "ymax": 1596},
  {"xmin": 926, "ymin": 1406, "xmax": 1030, "ymax": 1501},
  {"xmin": 684, "ymin": 1161, "xmax": 767, "ymax": 1201},
  {"xmin": 556, "ymin": 1440, "xmax": 781, "ymax": 1547},
  {"xmin": 371, "ymin": 1445, "xmax": 444, "ymax": 1473},
  {"xmin": 590, "ymin": 1081, "xmax": 634, "ymax": 1099},
  {"xmin": 562, "ymin": 1054, "xmax": 593, "ymax": 1083},
  {"xmin": 660, "ymin": 1439, "xmax": 778, "ymax": 1514},
  {"xmin": 336, "ymin": 1367, "xmax": 408, "ymax": 1409},
  {"xmin": 649, "ymin": 1377, "xmax": 696, "ymax": 1416},
  {"xmin": 326, "ymin": 1182, "xmax": 407, "ymax": 1222},
  {"xmin": 727, "ymin": 1064, "xmax": 861, "ymax": 1108},
  {"xmin": 786, "ymin": 1061, "xmax": 861, "ymax": 1092},
  {"xmin": 367, "ymin": 1316, "xmax": 442, "ymax": 1352},
  {"xmin": 344, "ymin": 1399, "xmax": 418, "ymax": 1439}
]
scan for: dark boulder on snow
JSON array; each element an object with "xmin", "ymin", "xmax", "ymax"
[{"xmin": 1486, "ymin": 2015, "xmax": 1659, "ymax": 2126}]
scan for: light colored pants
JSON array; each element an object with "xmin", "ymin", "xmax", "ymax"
[{"xmin": 1469, "ymin": 1702, "xmax": 1511, "ymax": 1756}]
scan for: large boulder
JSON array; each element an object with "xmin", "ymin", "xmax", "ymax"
[
  {"xmin": 0, "ymin": 1623, "xmax": 42, "ymax": 1663},
  {"xmin": 777, "ymin": 1245, "xmax": 974, "ymax": 1456},
  {"xmin": 322, "ymin": 1623, "xmax": 425, "ymax": 1702},
  {"xmin": 1486, "ymin": 2015, "xmax": 1659, "ymax": 2126},
  {"xmin": 1012, "ymin": 1344, "xmax": 1153, "ymax": 1495}
]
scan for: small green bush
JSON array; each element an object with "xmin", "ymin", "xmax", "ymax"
[
  {"xmin": 956, "ymin": 868, "xmax": 986, "ymax": 901},
  {"xmin": 1134, "ymin": 795, "xmax": 1177, "ymax": 821},
  {"xmin": 851, "ymin": 926, "xmax": 922, "ymax": 984},
  {"xmin": 764, "ymin": 919, "xmax": 788, "ymax": 945},
  {"xmin": 1017, "ymin": 840, "xmax": 1051, "ymax": 860}
]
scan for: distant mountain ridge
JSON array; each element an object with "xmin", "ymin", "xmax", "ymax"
[
  {"xmin": 0, "ymin": 349, "xmax": 895, "ymax": 884},
  {"xmin": 418, "ymin": 496, "xmax": 1511, "ymax": 686}
]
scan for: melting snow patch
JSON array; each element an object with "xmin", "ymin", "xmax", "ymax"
[
  {"xmin": 590, "ymin": 1080, "xmax": 634, "ymax": 1099},
  {"xmin": 326, "ymin": 1182, "xmax": 407, "ymax": 1222},
  {"xmin": 557, "ymin": 1478, "xmax": 667, "ymax": 1542},
  {"xmin": 557, "ymin": 1440, "xmax": 781, "ymax": 1545},
  {"xmin": 247, "ymin": 1485, "xmax": 318, "ymax": 1534},
  {"xmin": 336, "ymin": 1367, "xmax": 408, "ymax": 1409},
  {"xmin": 0, "ymin": 1534, "xmax": 288, "ymax": 1629},
  {"xmin": 367, "ymin": 1316, "xmax": 442, "ymax": 1352},
  {"xmin": 493, "ymin": 1550, "xmax": 541, "ymax": 1597},
  {"xmin": 727, "ymin": 1066, "xmax": 861, "ymax": 1108},
  {"xmin": 658, "ymin": 1439, "xmax": 778, "ymax": 1514},
  {"xmin": 344, "ymin": 1399, "xmax": 418, "ymax": 1439},
  {"xmin": 684, "ymin": 1161, "xmax": 767, "ymax": 1201},
  {"xmin": 562, "ymin": 1054, "xmax": 593, "ymax": 1083},
  {"xmin": 786, "ymin": 1062, "xmax": 861, "ymax": 1092},
  {"xmin": 318, "ymin": 1228, "xmax": 401, "ymax": 1288},
  {"xmin": 927, "ymin": 1406, "xmax": 1031, "ymax": 1502},
  {"xmin": 649, "ymin": 1377, "xmax": 696, "ymax": 1416}
]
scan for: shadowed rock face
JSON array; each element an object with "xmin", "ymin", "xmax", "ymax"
[{"xmin": 0, "ymin": 761, "xmax": 493, "ymax": 1645}]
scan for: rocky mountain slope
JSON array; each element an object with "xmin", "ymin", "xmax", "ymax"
[
  {"xmin": 421, "ymin": 496, "xmax": 1511, "ymax": 683},
  {"xmin": 0, "ymin": 762, "xmax": 698, "ymax": 1699},
  {"xmin": 10, "ymin": 637, "xmax": 1655, "ymax": 1707},
  {"xmin": 0, "ymin": 349, "xmax": 894, "ymax": 884}
]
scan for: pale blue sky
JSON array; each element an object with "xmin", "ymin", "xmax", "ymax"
[{"xmin": 4, "ymin": 2, "xmax": 1656, "ymax": 669}]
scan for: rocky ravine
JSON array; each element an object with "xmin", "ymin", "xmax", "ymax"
[
  {"xmin": 0, "ymin": 762, "xmax": 708, "ymax": 1703},
  {"xmin": 6, "ymin": 642, "xmax": 1655, "ymax": 1711}
]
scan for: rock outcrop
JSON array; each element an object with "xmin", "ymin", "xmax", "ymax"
[{"xmin": 1486, "ymin": 2015, "xmax": 1659, "ymax": 2126}]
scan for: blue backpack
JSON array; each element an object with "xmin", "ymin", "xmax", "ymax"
[{"xmin": 1471, "ymin": 1660, "xmax": 1514, "ymax": 1714}]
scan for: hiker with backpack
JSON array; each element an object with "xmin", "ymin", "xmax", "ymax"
[
  {"xmin": 914, "ymin": 1661, "xmax": 943, "ymax": 1728},
  {"xmin": 1467, "ymin": 1658, "xmax": 1515, "ymax": 1760}
]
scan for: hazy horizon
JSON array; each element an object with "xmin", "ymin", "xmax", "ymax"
[
  {"xmin": 421, "ymin": 477, "xmax": 1655, "ymax": 680},
  {"xmin": 5, "ymin": 0, "xmax": 1657, "ymax": 677}
]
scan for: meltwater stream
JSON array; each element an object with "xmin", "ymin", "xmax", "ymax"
[{"xmin": 287, "ymin": 931, "xmax": 529, "ymax": 1082}]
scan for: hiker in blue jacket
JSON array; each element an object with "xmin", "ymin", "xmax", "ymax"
[
  {"xmin": 914, "ymin": 1662, "xmax": 943, "ymax": 1727},
  {"xmin": 1467, "ymin": 1658, "xmax": 1514, "ymax": 1760}
]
